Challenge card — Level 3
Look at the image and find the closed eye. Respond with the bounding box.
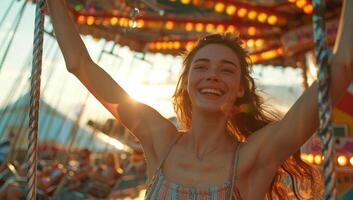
[194,65,207,70]
[221,69,235,73]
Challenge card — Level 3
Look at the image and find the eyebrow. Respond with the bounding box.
[193,58,239,68]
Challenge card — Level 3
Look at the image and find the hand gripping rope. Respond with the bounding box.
[312,0,336,199]
[27,0,45,199]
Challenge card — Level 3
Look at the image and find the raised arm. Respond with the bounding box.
[251,0,353,168]
[46,0,176,153]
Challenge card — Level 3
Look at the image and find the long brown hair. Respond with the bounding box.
[172,33,322,199]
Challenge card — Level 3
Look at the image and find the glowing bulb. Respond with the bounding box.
[119,18,129,27]
[237,8,247,18]
[216,24,225,33]
[300,153,307,161]
[267,15,278,25]
[173,41,181,49]
[257,13,268,23]
[225,5,236,15]
[165,21,174,30]
[304,4,313,14]
[156,42,161,49]
[307,154,314,164]
[195,23,204,32]
[314,155,322,165]
[226,25,235,33]
[162,42,168,49]
[214,2,225,13]
[185,22,194,31]
[192,0,201,6]
[248,10,257,20]
[181,0,191,5]
[168,42,174,49]
[247,39,255,48]
[87,16,95,25]
[136,19,144,28]
[110,17,118,25]
[206,24,215,32]
[296,0,307,8]
[255,39,264,47]
[149,43,155,50]
[350,156,353,166]
[186,41,194,51]
[78,15,86,24]
[338,155,347,166]
[248,26,256,35]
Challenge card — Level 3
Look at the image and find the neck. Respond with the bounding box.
[188,110,235,161]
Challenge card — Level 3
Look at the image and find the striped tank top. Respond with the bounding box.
[144,133,242,200]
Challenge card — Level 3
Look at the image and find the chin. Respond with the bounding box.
[195,104,225,115]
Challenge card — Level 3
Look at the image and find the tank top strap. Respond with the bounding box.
[229,142,242,200]
[156,132,185,171]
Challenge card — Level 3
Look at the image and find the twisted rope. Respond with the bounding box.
[312,0,336,199]
[27,0,45,199]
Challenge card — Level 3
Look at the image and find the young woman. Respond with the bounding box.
[47,0,353,199]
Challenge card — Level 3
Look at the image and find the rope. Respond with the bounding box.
[312,0,336,199]
[27,0,45,199]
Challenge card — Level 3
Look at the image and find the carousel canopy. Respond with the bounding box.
[52,0,342,67]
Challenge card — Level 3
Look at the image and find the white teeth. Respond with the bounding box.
[200,88,223,96]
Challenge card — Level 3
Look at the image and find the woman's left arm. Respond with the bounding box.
[253,0,353,168]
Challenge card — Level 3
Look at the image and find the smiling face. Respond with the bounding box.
[186,43,244,114]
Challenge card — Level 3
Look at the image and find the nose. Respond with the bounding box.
[206,68,219,82]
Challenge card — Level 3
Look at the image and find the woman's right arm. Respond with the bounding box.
[46,0,177,154]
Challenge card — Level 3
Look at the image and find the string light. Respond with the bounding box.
[216,24,225,33]
[225,5,236,15]
[350,156,353,166]
[314,154,322,165]
[185,22,194,31]
[173,41,181,49]
[165,21,174,30]
[136,19,144,28]
[257,13,267,23]
[307,154,314,164]
[195,23,204,32]
[226,25,235,33]
[87,16,95,25]
[267,15,278,25]
[181,0,191,5]
[214,2,225,13]
[168,41,174,49]
[110,17,118,25]
[247,10,257,20]
[248,26,256,35]
[149,43,155,49]
[206,24,215,32]
[255,39,264,47]
[288,0,313,14]
[192,0,201,6]
[247,39,255,48]
[337,155,347,166]
[304,4,313,14]
[296,0,307,8]
[156,42,162,50]
[186,41,195,51]
[237,8,247,18]
[78,15,86,24]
